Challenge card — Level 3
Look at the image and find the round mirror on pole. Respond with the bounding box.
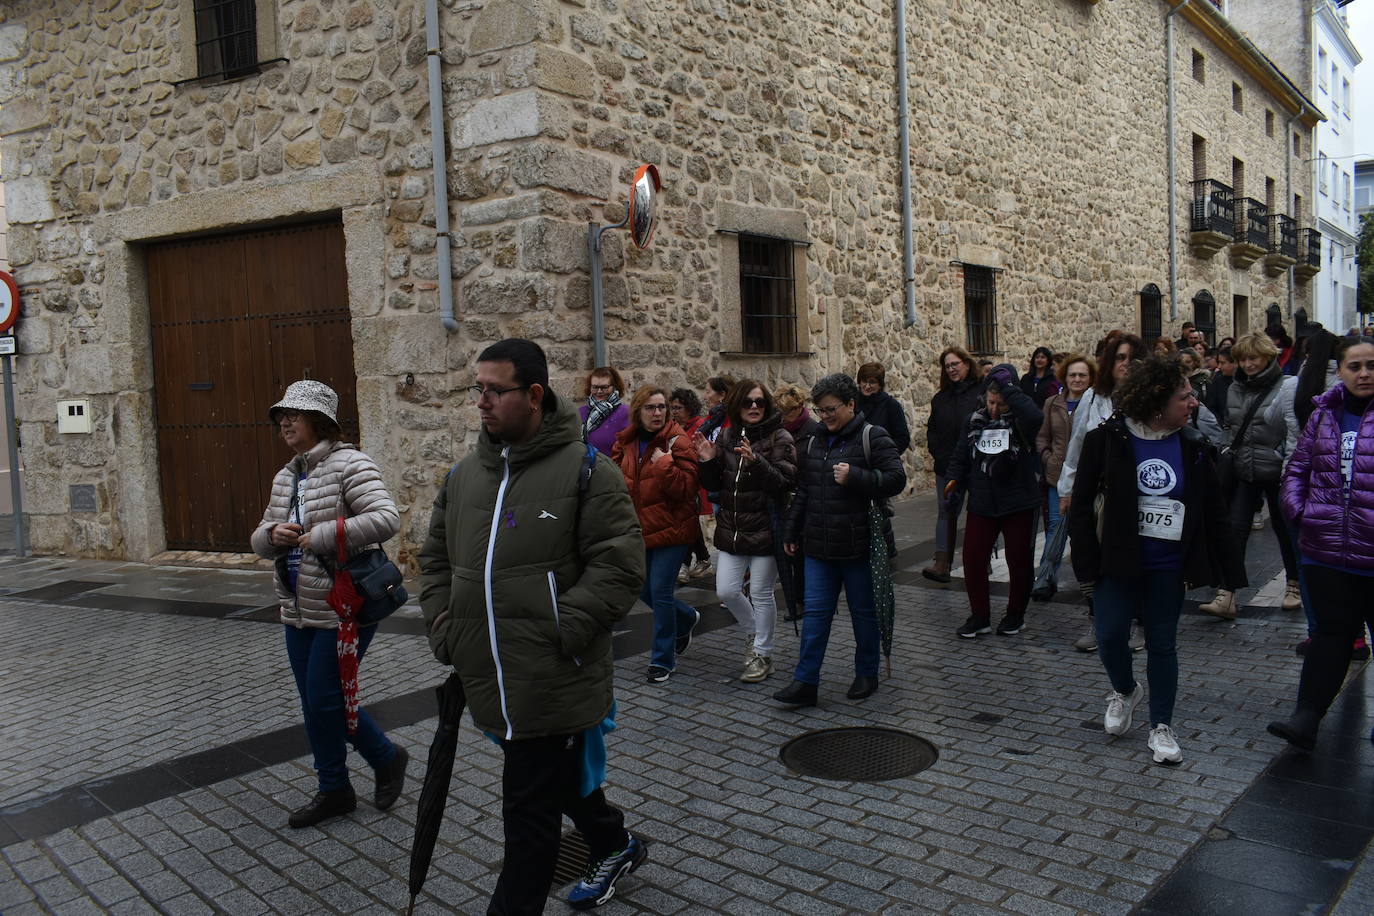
[627,164,661,250]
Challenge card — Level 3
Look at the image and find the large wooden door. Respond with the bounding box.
[147,221,359,552]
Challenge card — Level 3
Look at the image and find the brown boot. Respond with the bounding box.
[922,550,952,584]
[1199,588,1237,620]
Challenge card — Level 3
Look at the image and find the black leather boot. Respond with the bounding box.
[288,787,356,829]
[846,676,879,700]
[374,746,409,811]
[772,680,818,707]
[1266,707,1322,751]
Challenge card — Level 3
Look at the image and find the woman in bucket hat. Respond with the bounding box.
[250,380,409,829]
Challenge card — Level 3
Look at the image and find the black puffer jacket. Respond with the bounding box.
[784,413,907,561]
[698,411,797,557]
[926,376,987,476]
[946,365,1044,518]
[857,390,911,454]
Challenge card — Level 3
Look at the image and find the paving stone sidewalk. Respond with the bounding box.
[0,500,1369,915]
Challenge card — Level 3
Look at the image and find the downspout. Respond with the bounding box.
[425,0,459,333]
[894,0,916,326]
[1166,0,1190,322]
[1285,109,1299,319]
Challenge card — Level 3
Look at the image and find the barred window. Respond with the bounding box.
[739,235,797,354]
[194,0,259,80]
[1191,289,1216,347]
[963,265,998,355]
[1139,284,1163,343]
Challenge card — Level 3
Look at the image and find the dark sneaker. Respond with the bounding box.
[846,676,878,699]
[1030,582,1057,602]
[567,834,648,910]
[1295,638,1312,657]
[288,787,356,829]
[645,665,671,684]
[1354,638,1371,661]
[995,615,1024,635]
[675,609,701,656]
[957,616,992,638]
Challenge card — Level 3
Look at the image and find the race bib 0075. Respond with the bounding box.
[1138,495,1184,541]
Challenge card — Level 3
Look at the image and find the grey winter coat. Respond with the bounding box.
[1224,359,1299,484]
[251,439,402,629]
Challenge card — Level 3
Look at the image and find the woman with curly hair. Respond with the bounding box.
[1070,357,1242,765]
[923,346,985,582]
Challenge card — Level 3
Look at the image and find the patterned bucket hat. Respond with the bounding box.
[268,380,339,426]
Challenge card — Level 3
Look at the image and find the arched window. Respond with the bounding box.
[1191,289,1216,346]
[1139,284,1163,343]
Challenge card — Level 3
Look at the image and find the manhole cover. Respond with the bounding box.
[779,727,938,782]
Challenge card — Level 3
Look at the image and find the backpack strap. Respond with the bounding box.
[578,442,597,497]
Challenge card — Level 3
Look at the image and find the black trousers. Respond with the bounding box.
[1295,565,1374,719]
[1225,478,1299,587]
[487,733,628,916]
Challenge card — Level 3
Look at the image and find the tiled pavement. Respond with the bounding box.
[0,499,1370,915]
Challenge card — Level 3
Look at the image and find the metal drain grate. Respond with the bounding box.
[552,829,590,885]
[779,727,938,782]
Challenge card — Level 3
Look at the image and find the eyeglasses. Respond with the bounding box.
[468,384,529,402]
[741,398,767,409]
[815,404,842,417]
[589,384,614,393]
[943,362,964,371]
[642,404,668,412]
[277,410,304,424]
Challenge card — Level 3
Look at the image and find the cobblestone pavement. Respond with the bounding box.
[1,498,1370,915]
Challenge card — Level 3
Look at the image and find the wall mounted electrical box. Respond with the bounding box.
[57,399,92,434]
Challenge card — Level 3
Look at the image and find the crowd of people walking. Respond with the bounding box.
[248,320,1373,912]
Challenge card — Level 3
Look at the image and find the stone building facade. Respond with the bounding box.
[0,0,1320,564]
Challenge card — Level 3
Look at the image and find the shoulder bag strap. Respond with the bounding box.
[1230,389,1267,450]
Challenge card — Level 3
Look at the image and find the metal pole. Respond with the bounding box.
[1166,2,1189,322]
[425,0,458,334]
[588,223,606,368]
[894,0,916,326]
[3,353,24,557]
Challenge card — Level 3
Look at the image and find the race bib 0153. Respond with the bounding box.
[975,428,1010,455]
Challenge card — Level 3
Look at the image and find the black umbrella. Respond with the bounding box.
[406,673,467,916]
[770,501,802,634]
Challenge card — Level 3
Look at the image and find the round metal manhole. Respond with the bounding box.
[779,727,939,782]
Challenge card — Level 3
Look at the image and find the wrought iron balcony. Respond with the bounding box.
[1263,213,1298,277]
[1189,179,1234,259]
[1229,197,1268,269]
[1294,228,1322,281]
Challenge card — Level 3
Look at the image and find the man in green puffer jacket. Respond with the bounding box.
[419,339,648,914]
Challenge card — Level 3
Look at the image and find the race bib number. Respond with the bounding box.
[1138,496,1184,541]
[1342,430,1357,489]
[975,429,1010,455]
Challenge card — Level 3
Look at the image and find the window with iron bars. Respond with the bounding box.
[739,234,798,354]
[1139,284,1163,343]
[194,0,259,80]
[963,265,998,355]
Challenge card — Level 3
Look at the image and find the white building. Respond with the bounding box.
[1311,0,1362,332]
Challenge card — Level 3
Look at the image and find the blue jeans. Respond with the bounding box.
[1033,484,1065,589]
[1094,573,1184,726]
[642,544,698,670]
[284,625,396,792]
[794,556,881,685]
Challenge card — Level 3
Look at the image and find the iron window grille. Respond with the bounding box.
[1139,284,1163,343]
[1190,179,1234,237]
[194,0,259,81]
[963,265,998,356]
[1191,290,1216,347]
[1235,198,1268,247]
[739,234,798,355]
[1300,228,1322,267]
[1268,213,1298,258]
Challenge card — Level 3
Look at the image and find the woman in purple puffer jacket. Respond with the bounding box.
[1267,337,1374,750]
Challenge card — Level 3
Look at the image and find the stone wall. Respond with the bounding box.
[0,0,1316,564]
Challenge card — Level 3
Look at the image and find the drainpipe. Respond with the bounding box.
[894,0,916,326]
[1166,0,1190,322]
[425,0,459,333]
[1285,110,1299,320]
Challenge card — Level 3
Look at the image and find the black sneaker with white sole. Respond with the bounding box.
[996,615,1024,635]
[645,665,671,684]
[675,609,700,656]
[957,616,992,638]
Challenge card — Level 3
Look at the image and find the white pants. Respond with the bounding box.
[715,551,778,658]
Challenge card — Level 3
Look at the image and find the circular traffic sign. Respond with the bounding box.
[0,271,19,335]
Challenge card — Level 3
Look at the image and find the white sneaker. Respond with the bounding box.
[1104,683,1143,736]
[689,558,712,578]
[1148,724,1183,765]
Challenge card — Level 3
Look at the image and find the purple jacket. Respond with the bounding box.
[1281,384,1374,571]
[578,402,629,455]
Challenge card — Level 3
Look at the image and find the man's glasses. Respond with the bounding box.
[468,385,529,402]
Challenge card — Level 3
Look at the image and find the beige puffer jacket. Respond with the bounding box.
[251,439,401,628]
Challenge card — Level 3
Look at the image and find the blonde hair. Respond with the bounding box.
[773,383,809,413]
[1232,332,1279,363]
